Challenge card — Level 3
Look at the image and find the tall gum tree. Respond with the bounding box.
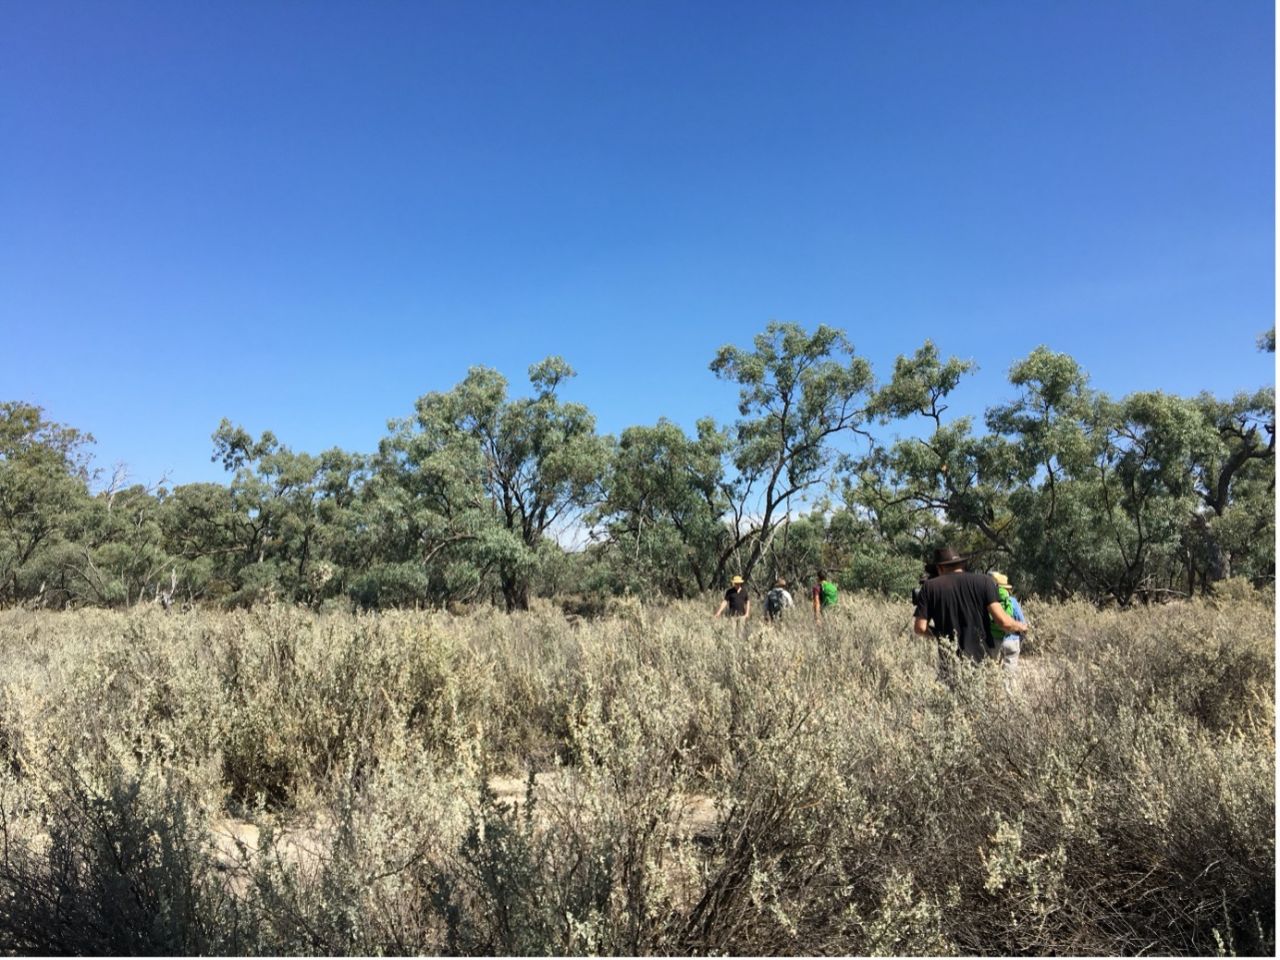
[0,402,95,606]
[1089,391,1219,604]
[710,322,874,584]
[211,421,366,605]
[1187,387,1274,587]
[401,358,610,611]
[852,341,1002,563]
[984,347,1104,596]
[592,417,729,596]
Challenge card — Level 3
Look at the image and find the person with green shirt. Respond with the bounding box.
[989,571,1027,672]
[811,570,838,622]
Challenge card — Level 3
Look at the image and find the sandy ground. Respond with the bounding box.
[209,773,724,892]
[486,771,722,840]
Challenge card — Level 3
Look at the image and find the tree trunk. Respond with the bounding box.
[1192,513,1229,585]
[501,569,530,612]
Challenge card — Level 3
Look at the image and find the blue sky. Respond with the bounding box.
[2,0,1273,488]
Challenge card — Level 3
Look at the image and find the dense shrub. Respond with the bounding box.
[0,595,1272,954]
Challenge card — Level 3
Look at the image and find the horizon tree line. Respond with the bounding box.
[1,323,1273,612]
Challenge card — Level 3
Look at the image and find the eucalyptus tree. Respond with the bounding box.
[211,421,366,605]
[851,341,1003,566]
[751,504,920,595]
[709,322,875,584]
[984,350,1268,603]
[988,344,1274,601]
[0,402,95,606]
[981,349,1206,603]
[72,481,172,607]
[368,380,507,608]
[1185,388,1275,588]
[1083,391,1221,604]
[983,347,1104,596]
[159,482,242,603]
[1174,327,1272,591]
[592,417,729,596]
[388,358,611,611]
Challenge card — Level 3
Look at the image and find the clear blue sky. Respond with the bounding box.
[2,0,1273,487]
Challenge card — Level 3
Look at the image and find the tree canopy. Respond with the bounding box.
[1,326,1271,611]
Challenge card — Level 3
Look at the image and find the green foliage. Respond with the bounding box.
[382,358,611,611]
[591,417,730,596]
[853,341,999,571]
[0,402,95,606]
[0,322,1271,610]
[710,322,875,583]
[867,338,976,425]
[209,420,368,607]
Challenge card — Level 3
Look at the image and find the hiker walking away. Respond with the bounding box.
[811,570,838,623]
[715,575,751,620]
[989,571,1027,671]
[764,578,794,622]
[912,547,1025,678]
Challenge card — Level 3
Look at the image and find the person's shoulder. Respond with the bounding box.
[966,571,999,595]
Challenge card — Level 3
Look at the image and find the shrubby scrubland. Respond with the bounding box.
[0,593,1272,955]
[1,321,1274,953]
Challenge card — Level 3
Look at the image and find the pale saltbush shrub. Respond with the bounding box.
[0,592,1271,955]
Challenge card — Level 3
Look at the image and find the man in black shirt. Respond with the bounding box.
[912,547,1025,668]
[714,575,751,620]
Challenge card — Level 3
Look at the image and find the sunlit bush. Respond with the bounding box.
[0,595,1272,954]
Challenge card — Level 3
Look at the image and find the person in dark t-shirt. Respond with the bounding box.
[715,576,751,619]
[912,547,1025,668]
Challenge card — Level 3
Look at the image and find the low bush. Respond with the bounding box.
[0,595,1272,954]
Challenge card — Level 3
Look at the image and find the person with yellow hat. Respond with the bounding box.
[714,575,751,620]
[989,571,1027,671]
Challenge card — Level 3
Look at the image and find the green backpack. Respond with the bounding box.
[992,586,1015,640]
[820,580,839,606]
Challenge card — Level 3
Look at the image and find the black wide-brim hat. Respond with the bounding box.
[930,546,969,567]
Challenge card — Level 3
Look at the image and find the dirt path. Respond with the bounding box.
[210,773,724,890]
[486,771,722,841]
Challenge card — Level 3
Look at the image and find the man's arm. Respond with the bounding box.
[744,599,751,620]
[714,600,727,619]
[988,601,1027,634]
[913,617,932,637]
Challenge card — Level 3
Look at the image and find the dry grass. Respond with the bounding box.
[0,593,1273,954]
